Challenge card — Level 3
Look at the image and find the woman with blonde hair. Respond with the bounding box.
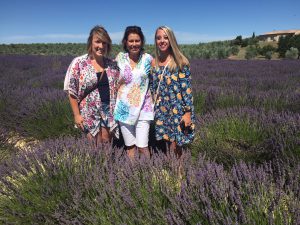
[151,25,195,158]
[64,25,120,146]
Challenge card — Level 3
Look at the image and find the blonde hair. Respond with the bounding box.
[87,25,112,56]
[154,26,189,72]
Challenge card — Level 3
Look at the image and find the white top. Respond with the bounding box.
[114,52,154,125]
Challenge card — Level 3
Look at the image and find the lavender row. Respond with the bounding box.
[0,55,299,164]
[0,137,299,224]
[193,107,300,166]
[191,59,300,113]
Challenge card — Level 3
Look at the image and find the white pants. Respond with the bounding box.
[119,120,150,148]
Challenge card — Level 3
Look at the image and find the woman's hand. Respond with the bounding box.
[181,112,192,127]
[74,114,84,130]
[117,78,125,89]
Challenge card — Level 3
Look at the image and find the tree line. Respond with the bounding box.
[0,42,239,60]
[0,34,299,60]
[232,33,300,59]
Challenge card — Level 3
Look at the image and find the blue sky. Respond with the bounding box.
[1,0,299,44]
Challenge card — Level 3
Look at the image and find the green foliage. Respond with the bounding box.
[259,44,276,59]
[0,42,238,60]
[215,94,247,109]
[0,133,18,164]
[22,100,80,140]
[241,38,249,47]
[230,45,239,55]
[0,43,86,56]
[285,47,299,59]
[192,117,269,167]
[232,35,243,46]
[289,34,300,57]
[277,34,294,58]
[248,37,259,46]
[193,92,206,114]
[245,45,258,59]
[265,51,273,60]
[0,162,72,223]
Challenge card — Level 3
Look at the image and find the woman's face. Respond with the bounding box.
[92,34,107,57]
[155,29,170,54]
[126,33,142,56]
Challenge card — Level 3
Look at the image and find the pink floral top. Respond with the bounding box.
[114,52,154,125]
[64,54,120,136]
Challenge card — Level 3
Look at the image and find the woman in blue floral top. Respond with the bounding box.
[114,26,153,159]
[150,26,195,158]
[64,26,120,146]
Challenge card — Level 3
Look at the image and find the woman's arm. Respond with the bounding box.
[64,56,83,129]
[179,65,193,127]
[68,94,84,130]
[149,58,156,96]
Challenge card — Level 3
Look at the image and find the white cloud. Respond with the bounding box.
[0,34,87,44]
[0,31,235,44]
[0,32,124,44]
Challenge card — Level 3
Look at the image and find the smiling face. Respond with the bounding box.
[155,28,171,54]
[126,33,142,57]
[91,34,108,58]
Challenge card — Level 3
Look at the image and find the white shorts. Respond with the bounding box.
[119,120,150,148]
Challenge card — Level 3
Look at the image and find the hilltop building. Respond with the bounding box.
[258,29,300,42]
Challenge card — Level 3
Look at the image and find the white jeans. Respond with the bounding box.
[119,120,150,148]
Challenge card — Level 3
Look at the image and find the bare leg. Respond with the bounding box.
[99,127,111,143]
[138,147,151,159]
[169,141,184,178]
[86,127,111,148]
[126,145,136,160]
[168,141,182,159]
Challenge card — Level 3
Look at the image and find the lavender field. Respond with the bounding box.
[0,55,299,224]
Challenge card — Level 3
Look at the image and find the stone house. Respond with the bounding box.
[258,29,300,42]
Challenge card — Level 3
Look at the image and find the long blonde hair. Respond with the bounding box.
[154,26,189,72]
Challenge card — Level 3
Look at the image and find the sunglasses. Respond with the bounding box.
[125,26,142,32]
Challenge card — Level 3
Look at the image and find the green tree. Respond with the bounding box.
[245,45,257,59]
[232,35,243,46]
[277,34,293,58]
[259,45,276,59]
[289,35,300,58]
[285,47,299,59]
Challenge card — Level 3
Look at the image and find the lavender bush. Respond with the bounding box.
[0,55,79,140]
[0,128,19,163]
[193,107,300,166]
[191,59,300,114]
[0,137,299,224]
[0,55,300,224]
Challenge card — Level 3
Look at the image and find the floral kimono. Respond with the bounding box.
[64,54,120,137]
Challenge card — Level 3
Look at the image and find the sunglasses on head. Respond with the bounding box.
[125,26,141,31]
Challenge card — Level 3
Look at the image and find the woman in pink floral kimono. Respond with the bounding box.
[64,25,120,146]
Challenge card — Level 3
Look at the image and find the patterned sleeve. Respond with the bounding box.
[179,65,193,112]
[116,52,133,84]
[64,57,80,99]
[148,56,155,96]
[110,59,121,88]
[145,53,153,76]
